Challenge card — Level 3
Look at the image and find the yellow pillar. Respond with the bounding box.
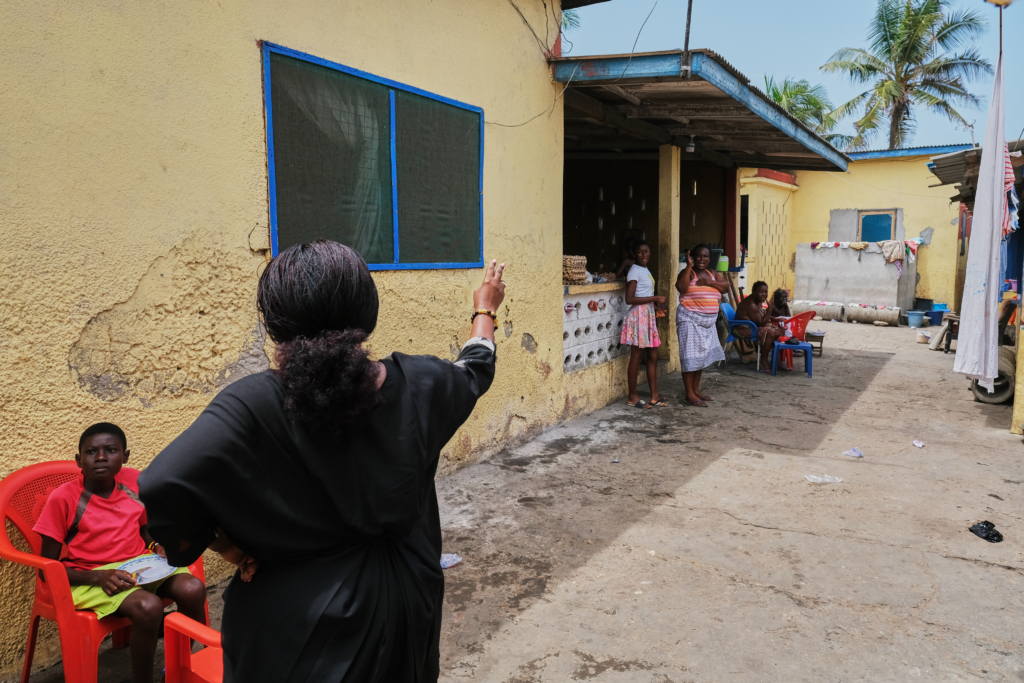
[658,144,681,373]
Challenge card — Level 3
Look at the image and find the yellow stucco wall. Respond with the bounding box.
[0,0,618,674]
[787,157,961,307]
[739,172,798,293]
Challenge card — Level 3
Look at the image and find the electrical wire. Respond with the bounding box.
[614,0,659,81]
[489,0,657,128]
[486,63,581,128]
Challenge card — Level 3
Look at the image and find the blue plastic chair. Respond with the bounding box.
[720,303,759,362]
[772,340,813,377]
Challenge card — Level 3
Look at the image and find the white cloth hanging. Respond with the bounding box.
[955,54,1006,392]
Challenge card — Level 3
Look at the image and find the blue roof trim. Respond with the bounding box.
[550,52,685,82]
[848,145,972,160]
[688,53,847,172]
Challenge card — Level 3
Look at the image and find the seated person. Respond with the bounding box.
[733,281,785,373]
[34,423,207,683]
[769,288,794,370]
[769,288,791,320]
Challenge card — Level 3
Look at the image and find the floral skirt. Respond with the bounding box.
[620,303,661,348]
[676,305,725,372]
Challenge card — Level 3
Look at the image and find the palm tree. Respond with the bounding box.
[821,0,991,150]
[562,9,581,31]
[763,76,854,149]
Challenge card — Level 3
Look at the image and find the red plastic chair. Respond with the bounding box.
[165,613,223,683]
[779,311,816,370]
[0,461,207,683]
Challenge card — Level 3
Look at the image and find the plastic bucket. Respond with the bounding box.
[907,310,925,328]
[716,256,729,272]
[925,310,945,326]
[933,303,948,310]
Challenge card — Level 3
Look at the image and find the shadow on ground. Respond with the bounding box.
[436,349,893,673]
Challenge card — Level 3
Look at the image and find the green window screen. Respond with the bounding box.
[861,213,894,242]
[269,52,394,264]
[395,91,481,264]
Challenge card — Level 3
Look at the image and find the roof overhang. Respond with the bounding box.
[929,141,1023,208]
[562,0,611,8]
[550,50,849,172]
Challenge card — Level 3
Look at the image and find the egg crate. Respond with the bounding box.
[562,255,588,284]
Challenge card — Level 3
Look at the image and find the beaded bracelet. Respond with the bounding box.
[472,309,498,331]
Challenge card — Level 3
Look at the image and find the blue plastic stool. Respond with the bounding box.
[772,340,813,377]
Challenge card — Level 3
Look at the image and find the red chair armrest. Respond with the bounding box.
[165,612,221,648]
[0,540,52,571]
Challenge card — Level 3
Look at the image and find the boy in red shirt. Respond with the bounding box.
[34,423,207,683]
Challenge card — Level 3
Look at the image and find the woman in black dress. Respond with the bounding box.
[138,240,505,682]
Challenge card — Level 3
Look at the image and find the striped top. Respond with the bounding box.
[681,276,721,315]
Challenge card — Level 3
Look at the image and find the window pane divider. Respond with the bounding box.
[390,90,399,265]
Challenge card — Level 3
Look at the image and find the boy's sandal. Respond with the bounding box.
[626,400,649,409]
[649,399,668,407]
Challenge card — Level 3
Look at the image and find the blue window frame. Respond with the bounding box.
[262,42,484,269]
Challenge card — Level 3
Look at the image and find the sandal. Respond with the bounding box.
[626,399,648,409]
[649,399,667,407]
[686,399,709,407]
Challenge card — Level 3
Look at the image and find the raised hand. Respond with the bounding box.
[474,259,506,312]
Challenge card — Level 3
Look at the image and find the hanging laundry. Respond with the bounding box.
[849,242,868,250]
[866,242,883,254]
[810,242,820,249]
[839,242,850,249]
[880,240,904,263]
[905,241,919,256]
[1002,144,1019,238]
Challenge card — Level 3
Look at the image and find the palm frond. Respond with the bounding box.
[561,9,581,31]
[934,7,987,51]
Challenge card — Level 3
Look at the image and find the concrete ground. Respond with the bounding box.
[19,321,1024,682]
[435,321,1023,682]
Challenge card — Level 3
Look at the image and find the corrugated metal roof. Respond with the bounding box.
[849,144,973,160]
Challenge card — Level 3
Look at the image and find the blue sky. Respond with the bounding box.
[565,0,1024,150]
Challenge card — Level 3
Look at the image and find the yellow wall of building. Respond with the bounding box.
[787,157,961,307]
[0,0,607,673]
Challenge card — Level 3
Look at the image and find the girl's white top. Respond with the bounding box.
[627,264,655,298]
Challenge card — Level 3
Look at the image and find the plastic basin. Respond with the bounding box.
[907,310,925,328]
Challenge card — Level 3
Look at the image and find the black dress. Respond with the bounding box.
[138,340,495,682]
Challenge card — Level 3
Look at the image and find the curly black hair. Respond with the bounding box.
[257,240,382,434]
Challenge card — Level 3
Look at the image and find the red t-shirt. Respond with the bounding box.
[33,468,148,570]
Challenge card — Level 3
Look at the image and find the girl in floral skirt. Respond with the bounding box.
[621,240,666,408]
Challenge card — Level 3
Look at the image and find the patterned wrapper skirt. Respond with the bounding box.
[676,304,725,372]
[620,303,661,348]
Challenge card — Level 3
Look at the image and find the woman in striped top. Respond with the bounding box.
[676,244,730,407]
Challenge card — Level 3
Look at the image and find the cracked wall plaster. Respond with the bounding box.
[68,236,269,405]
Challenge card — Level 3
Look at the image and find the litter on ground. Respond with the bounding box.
[805,475,843,484]
[968,521,1003,543]
[913,440,924,448]
[843,447,864,458]
[441,553,463,569]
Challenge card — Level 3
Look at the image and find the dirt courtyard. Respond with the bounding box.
[17,321,1024,682]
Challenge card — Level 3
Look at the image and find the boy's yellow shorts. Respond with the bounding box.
[71,554,191,620]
